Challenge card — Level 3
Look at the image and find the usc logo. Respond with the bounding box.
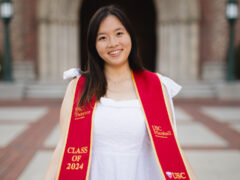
[74,107,90,120]
[166,171,187,179]
[152,125,172,138]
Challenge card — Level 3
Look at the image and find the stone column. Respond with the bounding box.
[38,20,79,81]
[38,20,50,80]
[37,0,80,81]
[154,0,200,81]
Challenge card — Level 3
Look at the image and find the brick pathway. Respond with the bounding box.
[0,98,240,180]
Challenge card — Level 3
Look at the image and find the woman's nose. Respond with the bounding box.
[108,36,118,47]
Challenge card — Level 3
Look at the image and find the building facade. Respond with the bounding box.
[0,0,240,83]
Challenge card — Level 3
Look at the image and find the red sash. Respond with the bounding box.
[56,70,191,180]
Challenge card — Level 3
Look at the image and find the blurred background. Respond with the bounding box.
[0,0,240,179]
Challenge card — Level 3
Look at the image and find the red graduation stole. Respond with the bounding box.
[56,70,191,180]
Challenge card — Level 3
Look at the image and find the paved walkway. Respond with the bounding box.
[0,98,240,180]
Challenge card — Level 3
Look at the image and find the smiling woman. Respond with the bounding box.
[96,15,132,68]
[45,5,197,180]
[78,5,144,105]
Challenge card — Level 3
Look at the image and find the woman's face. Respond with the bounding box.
[96,15,132,68]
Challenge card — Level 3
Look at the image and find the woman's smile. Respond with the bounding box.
[96,15,132,67]
[108,49,123,57]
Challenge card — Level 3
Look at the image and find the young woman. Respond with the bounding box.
[45,5,197,180]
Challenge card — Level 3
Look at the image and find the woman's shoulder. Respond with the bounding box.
[66,77,79,93]
[62,68,82,96]
[133,70,182,98]
[63,74,81,105]
[155,72,182,98]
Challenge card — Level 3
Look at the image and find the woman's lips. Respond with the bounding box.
[108,49,122,57]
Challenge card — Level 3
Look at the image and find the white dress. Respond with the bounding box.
[63,69,182,180]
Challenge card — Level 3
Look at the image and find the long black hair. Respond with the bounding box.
[79,5,144,106]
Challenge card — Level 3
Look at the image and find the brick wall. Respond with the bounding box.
[199,0,213,63]
[0,0,39,80]
[23,0,38,64]
[200,0,240,63]
[11,0,25,62]
[0,0,38,64]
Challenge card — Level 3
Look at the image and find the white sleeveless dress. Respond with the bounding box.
[63,69,181,180]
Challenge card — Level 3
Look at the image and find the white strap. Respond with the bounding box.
[63,68,81,80]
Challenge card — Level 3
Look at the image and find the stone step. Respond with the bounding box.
[178,82,217,98]
[0,82,25,100]
[25,82,68,98]
[1,81,239,100]
[25,81,218,99]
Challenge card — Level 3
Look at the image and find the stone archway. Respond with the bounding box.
[37,0,157,81]
[37,0,200,81]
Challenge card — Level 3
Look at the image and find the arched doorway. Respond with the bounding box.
[37,0,200,81]
[79,0,157,71]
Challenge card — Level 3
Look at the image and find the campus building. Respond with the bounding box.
[0,0,240,98]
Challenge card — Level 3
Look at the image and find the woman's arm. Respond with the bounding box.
[44,78,78,180]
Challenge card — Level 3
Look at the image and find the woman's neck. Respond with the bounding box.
[103,62,137,100]
[104,63,132,83]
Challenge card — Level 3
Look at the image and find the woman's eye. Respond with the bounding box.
[116,32,123,36]
[98,36,106,41]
